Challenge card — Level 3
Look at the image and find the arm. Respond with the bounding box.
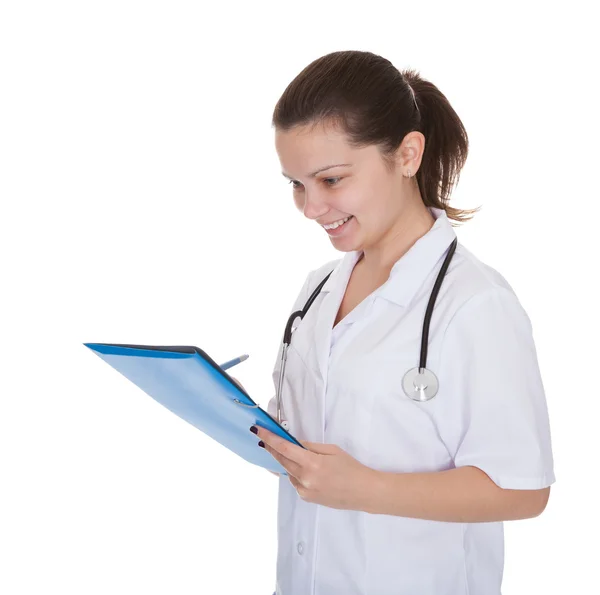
[366,289,554,523]
[362,465,550,522]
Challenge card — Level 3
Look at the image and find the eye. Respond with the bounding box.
[287,177,341,189]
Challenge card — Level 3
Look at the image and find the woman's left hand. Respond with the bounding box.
[251,425,377,511]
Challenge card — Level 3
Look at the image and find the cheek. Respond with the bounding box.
[342,184,373,214]
[293,194,304,211]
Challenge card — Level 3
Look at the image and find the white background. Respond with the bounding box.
[1,1,597,593]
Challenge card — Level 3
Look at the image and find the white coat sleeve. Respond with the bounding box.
[437,287,556,490]
[266,270,315,419]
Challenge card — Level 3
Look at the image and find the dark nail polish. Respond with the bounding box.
[250,426,258,434]
[258,441,265,448]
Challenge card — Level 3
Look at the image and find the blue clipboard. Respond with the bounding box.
[83,342,305,476]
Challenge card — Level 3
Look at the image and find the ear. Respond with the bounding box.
[396,130,425,175]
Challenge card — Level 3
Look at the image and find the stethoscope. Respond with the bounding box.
[275,237,458,429]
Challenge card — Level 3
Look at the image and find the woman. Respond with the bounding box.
[250,50,555,595]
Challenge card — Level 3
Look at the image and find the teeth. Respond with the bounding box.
[323,216,351,230]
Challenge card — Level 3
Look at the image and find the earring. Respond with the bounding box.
[405,169,412,178]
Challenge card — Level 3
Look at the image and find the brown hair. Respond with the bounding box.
[271,50,481,225]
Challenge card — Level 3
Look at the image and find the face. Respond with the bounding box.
[275,120,419,253]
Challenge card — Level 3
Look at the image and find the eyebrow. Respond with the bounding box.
[281,163,352,180]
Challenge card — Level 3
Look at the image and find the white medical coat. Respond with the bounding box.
[267,206,556,595]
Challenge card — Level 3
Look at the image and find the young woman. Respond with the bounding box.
[250,50,555,595]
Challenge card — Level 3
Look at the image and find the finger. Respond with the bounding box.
[257,427,314,468]
[297,440,338,454]
[288,474,306,494]
[263,443,303,481]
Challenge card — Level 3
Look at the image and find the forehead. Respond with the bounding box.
[275,121,350,156]
[275,121,381,180]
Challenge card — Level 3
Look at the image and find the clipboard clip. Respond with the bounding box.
[232,399,289,430]
[233,399,259,408]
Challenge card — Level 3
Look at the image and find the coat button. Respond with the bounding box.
[297,541,304,555]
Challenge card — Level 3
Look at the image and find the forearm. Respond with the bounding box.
[362,465,549,522]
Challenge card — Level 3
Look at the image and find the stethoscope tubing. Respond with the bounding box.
[418,236,457,371]
[276,237,457,424]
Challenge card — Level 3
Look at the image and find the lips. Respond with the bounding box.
[323,215,354,235]
[322,215,353,228]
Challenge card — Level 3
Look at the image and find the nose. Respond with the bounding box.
[302,190,329,222]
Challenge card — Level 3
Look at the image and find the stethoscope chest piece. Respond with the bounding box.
[402,367,439,402]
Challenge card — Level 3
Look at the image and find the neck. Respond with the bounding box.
[357,201,436,277]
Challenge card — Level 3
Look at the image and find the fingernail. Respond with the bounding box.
[250,426,258,434]
[258,441,265,448]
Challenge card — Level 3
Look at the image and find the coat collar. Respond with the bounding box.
[317,206,457,309]
[308,206,458,441]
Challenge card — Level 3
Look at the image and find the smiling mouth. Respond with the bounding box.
[322,215,354,235]
[322,215,353,230]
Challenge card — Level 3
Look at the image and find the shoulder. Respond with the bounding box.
[449,242,519,298]
[442,241,532,334]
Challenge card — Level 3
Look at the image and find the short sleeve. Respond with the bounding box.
[266,270,315,418]
[437,288,556,490]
